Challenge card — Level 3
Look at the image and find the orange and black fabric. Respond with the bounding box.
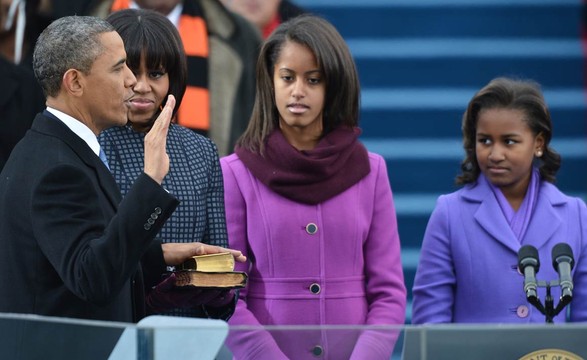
[110,0,210,132]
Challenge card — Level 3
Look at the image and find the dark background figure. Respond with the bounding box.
[0,0,101,172]
[0,57,44,171]
[0,0,45,171]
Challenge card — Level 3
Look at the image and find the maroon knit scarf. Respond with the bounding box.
[235,127,370,204]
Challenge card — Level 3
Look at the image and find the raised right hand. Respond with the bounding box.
[143,94,175,184]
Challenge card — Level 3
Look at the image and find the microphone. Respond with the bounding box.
[552,243,575,302]
[518,245,540,302]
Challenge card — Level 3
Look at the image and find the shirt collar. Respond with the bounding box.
[45,107,101,156]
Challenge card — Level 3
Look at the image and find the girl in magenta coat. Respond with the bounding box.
[221,15,407,359]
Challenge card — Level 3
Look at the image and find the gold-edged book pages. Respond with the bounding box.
[174,270,248,289]
[178,252,235,272]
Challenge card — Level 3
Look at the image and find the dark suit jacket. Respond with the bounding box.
[0,112,179,322]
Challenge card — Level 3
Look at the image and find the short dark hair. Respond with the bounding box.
[33,16,113,97]
[457,77,561,184]
[106,9,187,118]
[237,14,360,154]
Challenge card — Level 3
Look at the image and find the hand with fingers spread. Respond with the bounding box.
[143,94,175,184]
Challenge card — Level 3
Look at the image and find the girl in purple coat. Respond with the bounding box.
[221,15,407,359]
[412,77,587,324]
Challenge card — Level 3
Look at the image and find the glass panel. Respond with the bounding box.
[0,313,128,360]
[1,313,585,360]
[223,324,587,360]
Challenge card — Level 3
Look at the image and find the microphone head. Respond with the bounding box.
[518,245,540,273]
[552,243,575,270]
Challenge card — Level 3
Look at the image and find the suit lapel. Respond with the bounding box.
[94,161,123,210]
[33,113,121,209]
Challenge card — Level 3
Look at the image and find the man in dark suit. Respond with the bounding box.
[0,15,240,323]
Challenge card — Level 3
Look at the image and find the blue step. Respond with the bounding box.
[397,214,430,248]
[360,88,586,111]
[358,88,587,140]
[353,50,583,88]
[296,1,581,39]
[359,108,587,139]
[379,157,587,194]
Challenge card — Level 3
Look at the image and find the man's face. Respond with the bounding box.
[79,31,136,133]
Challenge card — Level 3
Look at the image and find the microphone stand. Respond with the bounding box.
[530,279,570,324]
[519,243,574,324]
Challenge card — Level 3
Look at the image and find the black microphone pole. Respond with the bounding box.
[517,245,546,315]
[552,243,575,316]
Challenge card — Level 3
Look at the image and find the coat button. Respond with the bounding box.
[309,283,321,294]
[311,345,323,357]
[147,218,155,225]
[516,305,529,318]
[305,223,318,235]
[150,213,158,220]
[144,224,151,230]
[154,207,162,215]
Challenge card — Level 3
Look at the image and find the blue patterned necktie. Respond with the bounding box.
[99,148,110,170]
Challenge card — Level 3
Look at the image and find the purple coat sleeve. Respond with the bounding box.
[350,155,406,358]
[569,198,587,321]
[411,195,456,323]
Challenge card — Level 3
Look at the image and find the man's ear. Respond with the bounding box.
[62,69,84,97]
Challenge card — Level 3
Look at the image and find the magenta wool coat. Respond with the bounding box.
[412,174,587,324]
[221,152,407,360]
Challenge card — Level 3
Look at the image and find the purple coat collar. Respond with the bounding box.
[459,174,566,252]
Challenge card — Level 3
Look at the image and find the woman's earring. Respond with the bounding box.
[536,150,543,157]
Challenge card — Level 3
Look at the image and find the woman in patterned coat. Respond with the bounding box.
[99,8,237,319]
